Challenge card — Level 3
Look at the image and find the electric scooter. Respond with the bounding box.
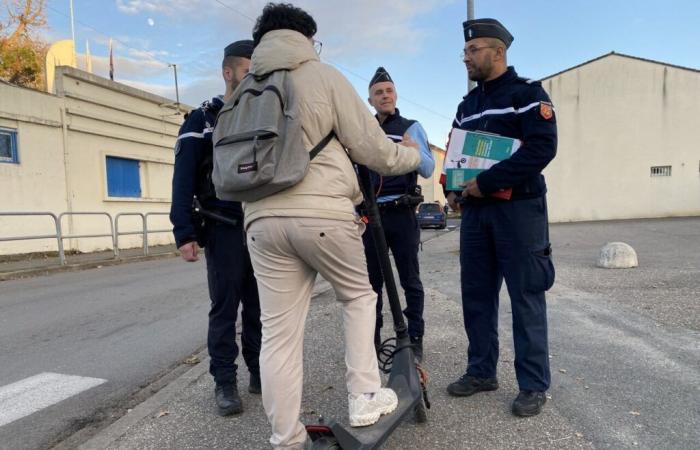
[306,165,430,450]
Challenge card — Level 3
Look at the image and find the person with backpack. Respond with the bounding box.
[218,4,422,449]
[169,40,262,417]
[362,67,435,363]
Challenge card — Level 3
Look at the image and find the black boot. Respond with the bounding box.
[512,391,547,417]
[447,374,499,397]
[215,382,242,416]
[410,336,424,363]
[248,371,262,395]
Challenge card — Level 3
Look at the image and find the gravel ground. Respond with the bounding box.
[83,217,700,450]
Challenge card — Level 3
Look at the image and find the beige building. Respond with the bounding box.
[542,52,700,222]
[418,144,447,207]
[0,66,186,255]
[1,64,448,257]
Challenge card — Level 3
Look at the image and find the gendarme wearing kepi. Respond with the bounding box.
[462,18,514,48]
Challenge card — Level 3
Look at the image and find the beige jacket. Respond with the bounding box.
[243,30,421,228]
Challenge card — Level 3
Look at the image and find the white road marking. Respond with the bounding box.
[0,372,107,427]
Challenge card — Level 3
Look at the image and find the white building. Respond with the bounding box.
[542,52,700,222]
[1,66,187,255]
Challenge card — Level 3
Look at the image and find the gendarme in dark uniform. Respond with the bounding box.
[443,19,557,417]
[363,67,435,362]
[169,40,261,416]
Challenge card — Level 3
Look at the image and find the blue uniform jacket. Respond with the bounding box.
[446,66,557,203]
[370,109,434,202]
[170,97,242,248]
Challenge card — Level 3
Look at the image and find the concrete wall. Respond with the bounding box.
[0,68,188,255]
[542,54,700,222]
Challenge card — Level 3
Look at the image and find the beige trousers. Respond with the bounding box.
[246,217,381,450]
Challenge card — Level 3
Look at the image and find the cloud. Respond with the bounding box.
[115,0,208,15]
[115,0,454,57]
[77,52,169,81]
[127,47,169,60]
[104,0,456,109]
[75,51,217,107]
[304,0,454,58]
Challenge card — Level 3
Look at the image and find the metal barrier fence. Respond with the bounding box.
[1,210,173,265]
[0,212,66,264]
[114,213,145,258]
[59,212,117,261]
[144,212,171,256]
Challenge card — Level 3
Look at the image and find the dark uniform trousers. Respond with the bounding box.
[460,195,553,392]
[204,219,262,385]
[363,206,424,344]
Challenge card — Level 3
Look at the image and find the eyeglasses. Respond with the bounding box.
[312,39,323,55]
[460,46,494,60]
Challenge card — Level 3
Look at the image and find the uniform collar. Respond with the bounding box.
[478,66,517,93]
[376,108,401,125]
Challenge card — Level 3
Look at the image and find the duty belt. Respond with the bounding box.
[377,201,413,210]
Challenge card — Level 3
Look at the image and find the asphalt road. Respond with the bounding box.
[0,219,454,450]
[0,258,210,450]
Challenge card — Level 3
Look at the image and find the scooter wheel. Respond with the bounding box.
[311,436,341,450]
[414,399,428,423]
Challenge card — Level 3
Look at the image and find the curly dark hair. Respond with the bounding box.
[252,3,317,46]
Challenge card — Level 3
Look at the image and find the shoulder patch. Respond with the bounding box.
[539,101,554,120]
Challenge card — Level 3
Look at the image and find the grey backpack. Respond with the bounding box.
[211,70,334,202]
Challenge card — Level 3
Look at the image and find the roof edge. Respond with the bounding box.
[54,66,193,111]
[541,51,700,81]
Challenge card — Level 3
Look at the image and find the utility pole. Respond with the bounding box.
[69,0,77,63]
[169,63,181,114]
[467,0,476,92]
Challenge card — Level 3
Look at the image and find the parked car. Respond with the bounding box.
[416,202,447,229]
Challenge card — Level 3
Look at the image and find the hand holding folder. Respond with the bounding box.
[443,129,521,200]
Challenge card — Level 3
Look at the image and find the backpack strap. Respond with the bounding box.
[309,131,336,160]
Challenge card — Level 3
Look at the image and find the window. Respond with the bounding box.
[650,165,672,177]
[106,156,141,197]
[0,127,18,164]
[418,203,442,213]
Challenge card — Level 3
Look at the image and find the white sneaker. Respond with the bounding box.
[348,388,398,427]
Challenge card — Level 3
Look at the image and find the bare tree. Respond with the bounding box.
[3,0,46,43]
[0,0,48,88]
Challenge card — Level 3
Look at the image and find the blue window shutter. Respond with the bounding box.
[0,128,18,164]
[106,156,141,197]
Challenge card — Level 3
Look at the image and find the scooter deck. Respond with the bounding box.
[311,337,422,450]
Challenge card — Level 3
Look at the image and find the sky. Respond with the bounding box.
[11,0,700,146]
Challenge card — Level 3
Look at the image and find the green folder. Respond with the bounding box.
[445,131,519,190]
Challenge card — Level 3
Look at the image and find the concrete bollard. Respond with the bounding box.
[597,242,638,269]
